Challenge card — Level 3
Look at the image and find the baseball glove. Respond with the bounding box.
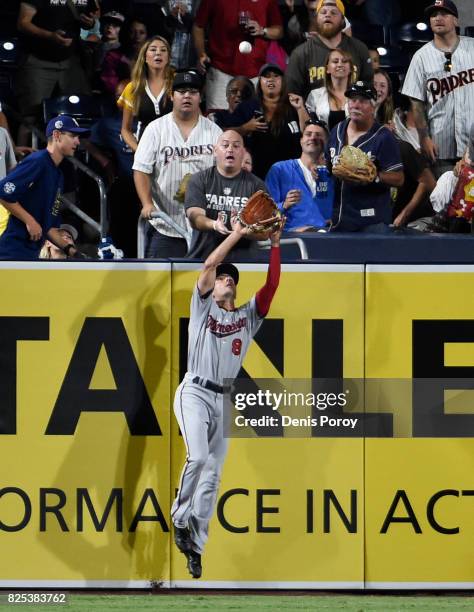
[332,146,377,183]
[174,173,192,203]
[237,190,284,233]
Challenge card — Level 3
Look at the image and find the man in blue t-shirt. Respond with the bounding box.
[326,81,404,232]
[265,119,334,231]
[0,115,89,260]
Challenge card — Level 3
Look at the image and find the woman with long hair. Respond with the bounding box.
[305,48,353,131]
[231,64,309,179]
[374,69,395,128]
[118,35,174,151]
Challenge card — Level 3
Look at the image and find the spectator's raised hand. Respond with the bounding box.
[241,116,268,135]
[288,94,304,110]
[283,189,301,210]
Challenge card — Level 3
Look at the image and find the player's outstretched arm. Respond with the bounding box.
[255,228,281,317]
[197,220,250,295]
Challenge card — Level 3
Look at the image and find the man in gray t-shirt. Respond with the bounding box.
[185,130,267,259]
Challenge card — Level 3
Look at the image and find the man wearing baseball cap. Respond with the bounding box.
[0,116,88,260]
[133,70,222,258]
[326,81,404,232]
[402,0,474,177]
[286,0,373,99]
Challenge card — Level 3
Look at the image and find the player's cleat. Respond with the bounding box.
[174,526,192,553]
[186,551,202,579]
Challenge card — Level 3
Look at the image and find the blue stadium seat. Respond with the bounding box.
[465,26,474,38]
[43,95,104,128]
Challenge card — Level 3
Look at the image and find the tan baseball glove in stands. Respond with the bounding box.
[332,146,378,183]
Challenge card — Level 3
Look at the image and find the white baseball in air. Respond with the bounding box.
[239,41,252,54]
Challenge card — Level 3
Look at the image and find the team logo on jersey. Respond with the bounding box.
[207,314,247,338]
[224,188,231,195]
[427,69,474,104]
[3,182,15,194]
[54,120,64,130]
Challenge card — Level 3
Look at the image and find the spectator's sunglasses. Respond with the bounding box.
[444,52,452,72]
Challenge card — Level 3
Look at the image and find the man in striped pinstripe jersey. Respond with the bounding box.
[402,0,474,177]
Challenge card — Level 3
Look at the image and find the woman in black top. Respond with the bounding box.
[118,35,174,151]
[231,63,309,179]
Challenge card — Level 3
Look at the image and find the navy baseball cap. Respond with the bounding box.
[425,0,458,18]
[216,263,239,285]
[46,115,90,138]
[172,70,203,91]
[259,63,284,77]
[345,81,377,101]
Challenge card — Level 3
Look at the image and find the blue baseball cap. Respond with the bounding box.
[46,115,90,138]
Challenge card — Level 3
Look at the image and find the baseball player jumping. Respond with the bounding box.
[171,218,282,579]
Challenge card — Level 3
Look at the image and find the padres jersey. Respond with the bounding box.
[401,37,474,159]
[133,113,222,238]
[187,285,263,385]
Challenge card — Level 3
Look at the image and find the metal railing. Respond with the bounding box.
[257,236,309,260]
[137,211,192,258]
[137,211,309,260]
[31,126,108,239]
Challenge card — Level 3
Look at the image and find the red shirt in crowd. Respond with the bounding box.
[195,0,282,78]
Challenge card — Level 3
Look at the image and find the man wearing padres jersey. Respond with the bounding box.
[172,220,281,579]
[133,70,222,258]
[402,0,474,177]
[185,129,267,259]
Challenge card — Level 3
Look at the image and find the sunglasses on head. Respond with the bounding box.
[304,117,329,132]
[444,52,452,72]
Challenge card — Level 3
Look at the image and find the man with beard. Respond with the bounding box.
[326,82,404,232]
[286,0,373,99]
[265,119,334,231]
[185,130,268,259]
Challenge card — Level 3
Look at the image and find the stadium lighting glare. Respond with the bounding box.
[3,42,14,51]
[416,22,428,31]
[68,95,80,104]
[377,47,388,56]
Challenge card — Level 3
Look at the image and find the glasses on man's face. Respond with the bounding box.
[444,52,452,72]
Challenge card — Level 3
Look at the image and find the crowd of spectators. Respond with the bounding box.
[0,0,473,260]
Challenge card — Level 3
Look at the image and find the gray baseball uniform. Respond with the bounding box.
[401,37,474,159]
[171,283,263,555]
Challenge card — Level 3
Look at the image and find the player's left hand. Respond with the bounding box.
[230,210,251,235]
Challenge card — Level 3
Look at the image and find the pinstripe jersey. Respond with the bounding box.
[187,285,263,385]
[401,37,474,159]
[133,113,222,237]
